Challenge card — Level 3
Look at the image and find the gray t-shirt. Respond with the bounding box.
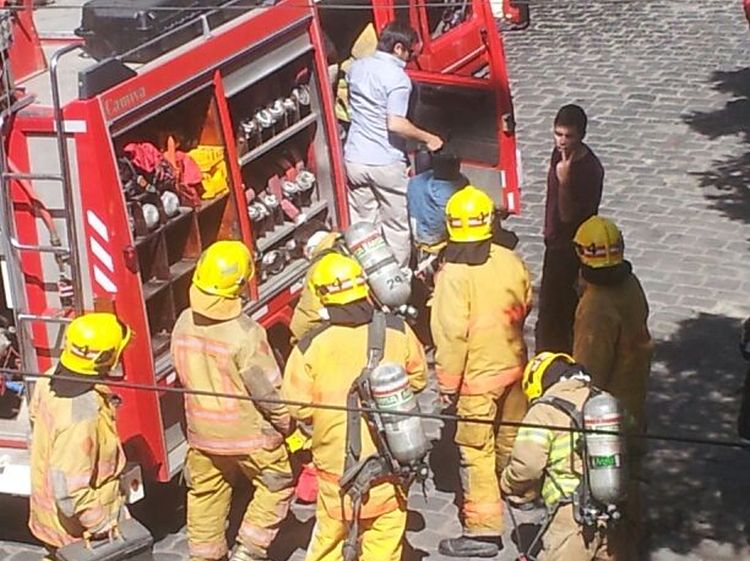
[344,51,412,166]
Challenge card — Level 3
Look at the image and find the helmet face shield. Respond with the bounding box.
[111,319,133,371]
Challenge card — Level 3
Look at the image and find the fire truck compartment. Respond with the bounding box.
[411,82,499,166]
[84,14,339,378]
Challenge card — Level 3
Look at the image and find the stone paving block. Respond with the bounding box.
[154,553,185,561]
[7,552,45,561]
[679,295,719,311]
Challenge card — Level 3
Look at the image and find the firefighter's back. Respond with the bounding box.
[436,243,531,384]
[29,376,124,547]
[291,316,417,477]
[575,271,652,426]
[171,310,283,455]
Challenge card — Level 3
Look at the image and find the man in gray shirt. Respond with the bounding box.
[344,22,443,268]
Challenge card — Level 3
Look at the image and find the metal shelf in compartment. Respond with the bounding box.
[170,258,198,280]
[142,279,170,300]
[257,258,308,302]
[238,112,317,167]
[255,199,328,252]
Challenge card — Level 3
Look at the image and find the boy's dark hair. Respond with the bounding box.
[432,150,463,182]
[377,22,419,54]
[554,104,588,138]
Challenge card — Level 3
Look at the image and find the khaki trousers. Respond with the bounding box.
[455,382,528,536]
[185,446,294,560]
[540,504,609,561]
[345,160,411,268]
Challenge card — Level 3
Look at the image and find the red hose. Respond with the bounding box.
[6,156,61,245]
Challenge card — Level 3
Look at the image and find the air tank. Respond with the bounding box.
[344,222,411,309]
[583,392,626,505]
[369,362,429,466]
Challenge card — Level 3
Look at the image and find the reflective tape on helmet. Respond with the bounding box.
[317,275,368,296]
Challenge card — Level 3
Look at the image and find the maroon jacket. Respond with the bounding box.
[544,145,604,248]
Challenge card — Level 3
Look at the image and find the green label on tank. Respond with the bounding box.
[589,454,621,469]
[375,389,413,409]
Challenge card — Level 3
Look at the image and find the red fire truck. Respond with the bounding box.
[0,0,524,498]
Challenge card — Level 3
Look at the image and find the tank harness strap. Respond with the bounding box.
[534,394,587,507]
[340,311,390,561]
[342,310,386,473]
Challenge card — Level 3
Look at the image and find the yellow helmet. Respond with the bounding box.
[574,216,624,269]
[192,240,254,298]
[445,185,494,243]
[522,351,576,402]
[60,313,132,376]
[310,253,369,306]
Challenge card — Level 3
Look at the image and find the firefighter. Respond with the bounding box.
[28,312,132,559]
[431,185,532,557]
[572,215,651,446]
[282,253,427,561]
[500,352,614,561]
[572,215,652,561]
[289,219,346,344]
[171,240,295,561]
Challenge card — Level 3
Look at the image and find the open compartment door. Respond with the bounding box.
[374,0,521,213]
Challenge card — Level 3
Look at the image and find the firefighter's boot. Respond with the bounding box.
[230,542,267,561]
[438,536,500,558]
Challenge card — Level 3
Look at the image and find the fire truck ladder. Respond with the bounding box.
[0,41,86,373]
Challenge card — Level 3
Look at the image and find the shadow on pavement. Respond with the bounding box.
[131,478,187,541]
[428,412,461,498]
[683,68,750,230]
[0,495,38,546]
[646,312,750,553]
[269,511,314,561]
[404,511,428,561]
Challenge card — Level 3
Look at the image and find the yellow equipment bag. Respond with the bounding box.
[188,145,229,200]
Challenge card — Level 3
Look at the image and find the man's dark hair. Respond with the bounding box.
[554,104,588,138]
[292,219,331,254]
[377,22,419,54]
[432,150,463,182]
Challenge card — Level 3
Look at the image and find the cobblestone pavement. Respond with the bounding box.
[3,0,750,560]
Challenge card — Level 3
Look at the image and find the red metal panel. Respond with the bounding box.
[66,99,169,481]
[405,0,522,213]
[476,0,521,212]
[211,71,260,301]
[5,117,52,371]
[413,11,488,75]
[4,0,47,84]
[308,12,350,228]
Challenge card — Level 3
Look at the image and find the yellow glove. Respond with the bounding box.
[285,428,310,453]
